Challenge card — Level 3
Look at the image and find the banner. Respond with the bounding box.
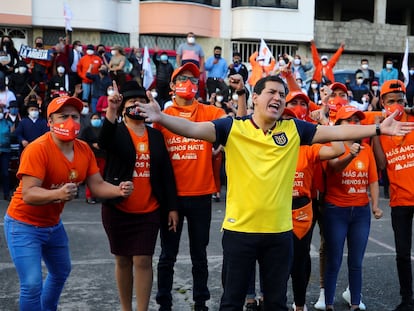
[19,45,53,61]
[258,38,274,65]
[64,3,73,31]
[142,46,154,90]
[401,38,409,86]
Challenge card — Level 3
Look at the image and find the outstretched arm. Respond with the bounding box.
[312,110,414,144]
[139,92,217,143]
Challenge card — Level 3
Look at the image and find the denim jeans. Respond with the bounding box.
[156,195,212,308]
[4,215,72,311]
[220,230,292,311]
[323,203,370,306]
[81,82,91,102]
[391,206,414,303]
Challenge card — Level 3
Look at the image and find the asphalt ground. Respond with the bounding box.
[0,187,406,311]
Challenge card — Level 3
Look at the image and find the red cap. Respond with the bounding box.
[329,82,348,94]
[171,62,200,82]
[371,81,379,86]
[335,105,366,124]
[286,91,310,105]
[380,79,406,97]
[282,107,298,119]
[47,96,84,118]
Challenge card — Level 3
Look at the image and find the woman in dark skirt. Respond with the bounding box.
[99,80,178,311]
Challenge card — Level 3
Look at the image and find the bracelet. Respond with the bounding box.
[375,122,381,136]
[236,88,246,95]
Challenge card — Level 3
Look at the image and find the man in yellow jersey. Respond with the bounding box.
[139,75,414,311]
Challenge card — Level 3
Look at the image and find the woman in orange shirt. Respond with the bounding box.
[323,105,383,311]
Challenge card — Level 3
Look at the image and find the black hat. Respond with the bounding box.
[26,100,39,109]
[9,100,19,108]
[120,81,148,103]
[86,44,94,51]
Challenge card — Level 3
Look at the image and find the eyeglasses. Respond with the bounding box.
[176,75,199,84]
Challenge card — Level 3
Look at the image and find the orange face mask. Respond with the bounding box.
[175,79,198,100]
[52,117,81,142]
[385,103,404,121]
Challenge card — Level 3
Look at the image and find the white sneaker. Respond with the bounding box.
[342,286,366,310]
[292,303,308,311]
[314,288,325,310]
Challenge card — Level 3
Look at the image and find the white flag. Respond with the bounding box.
[258,39,273,65]
[401,38,409,86]
[64,3,73,31]
[142,46,154,90]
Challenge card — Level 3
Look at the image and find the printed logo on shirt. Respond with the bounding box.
[272,132,288,146]
[69,169,78,181]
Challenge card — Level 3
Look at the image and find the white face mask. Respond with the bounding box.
[409,70,414,75]
[29,110,39,119]
[311,83,318,90]
[0,113,4,120]
[293,59,301,65]
[111,50,116,56]
[357,78,364,85]
[18,66,27,74]
[279,60,286,66]
[372,86,379,92]
[361,64,369,70]
[81,107,89,115]
[232,93,239,101]
[187,37,195,44]
[386,63,393,69]
[321,60,328,66]
[57,66,65,74]
[151,91,158,98]
[107,89,115,96]
[216,96,223,102]
[76,46,83,53]
[86,50,94,55]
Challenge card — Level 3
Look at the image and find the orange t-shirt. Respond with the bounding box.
[7,133,99,227]
[324,143,378,207]
[379,114,414,207]
[155,100,225,196]
[117,128,159,214]
[293,144,322,199]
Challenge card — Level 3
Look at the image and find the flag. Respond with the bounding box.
[401,38,409,86]
[258,39,273,65]
[142,46,154,90]
[64,3,73,31]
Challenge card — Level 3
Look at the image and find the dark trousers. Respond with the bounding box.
[220,230,292,311]
[206,78,229,98]
[391,206,414,303]
[156,195,212,308]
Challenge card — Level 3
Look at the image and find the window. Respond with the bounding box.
[232,0,298,9]
[232,40,297,64]
[140,0,220,7]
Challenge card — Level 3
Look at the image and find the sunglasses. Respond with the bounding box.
[176,75,199,84]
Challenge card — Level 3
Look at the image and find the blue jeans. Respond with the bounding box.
[323,203,370,306]
[220,230,292,311]
[156,195,212,308]
[4,215,72,311]
[391,206,414,303]
[90,97,98,113]
[81,82,91,102]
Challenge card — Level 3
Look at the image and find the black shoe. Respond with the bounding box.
[194,305,208,311]
[245,302,258,311]
[158,307,172,311]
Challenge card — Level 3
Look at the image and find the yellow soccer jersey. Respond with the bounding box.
[212,115,317,233]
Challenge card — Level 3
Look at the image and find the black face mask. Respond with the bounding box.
[35,42,43,48]
[3,41,11,49]
[214,54,221,59]
[125,105,145,120]
[99,70,107,75]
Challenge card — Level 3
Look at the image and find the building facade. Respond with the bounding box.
[1,0,413,74]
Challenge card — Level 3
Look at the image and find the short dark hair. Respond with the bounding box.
[361,58,369,63]
[214,46,222,51]
[233,52,241,57]
[73,40,81,46]
[254,75,287,95]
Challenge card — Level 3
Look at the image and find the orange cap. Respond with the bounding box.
[171,62,200,82]
[47,96,84,118]
[329,82,348,93]
[335,105,365,124]
[286,91,310,105]
[380,79,406,97]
